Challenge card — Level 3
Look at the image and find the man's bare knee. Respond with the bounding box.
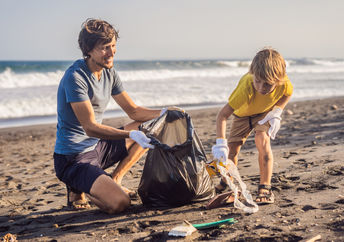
[105,196,130,214]
[90,175,131,214]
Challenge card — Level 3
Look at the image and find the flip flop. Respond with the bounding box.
[66,185,91,210]
[68,200,91,210]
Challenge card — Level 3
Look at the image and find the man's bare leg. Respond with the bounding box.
[112,122,149,194]
[87,174,130,214]
[68,121,147,206]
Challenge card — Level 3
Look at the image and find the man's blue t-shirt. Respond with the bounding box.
[54,59,124,155]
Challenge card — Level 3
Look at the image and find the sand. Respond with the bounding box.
[0,97,343,241]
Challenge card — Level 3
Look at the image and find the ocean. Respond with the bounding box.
[0,58,343,128]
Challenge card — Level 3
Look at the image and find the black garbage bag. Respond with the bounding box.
[138,110,215,208]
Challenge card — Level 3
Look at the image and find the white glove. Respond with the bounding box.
[129,130,154,149]
[258,107,283,140]
[211,138,229,163]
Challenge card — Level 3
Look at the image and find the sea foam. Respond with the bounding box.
[0,58,343,121]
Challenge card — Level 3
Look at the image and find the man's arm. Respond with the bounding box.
[71,100,129,139]
[216,103,234,138]
[113,91,160,122]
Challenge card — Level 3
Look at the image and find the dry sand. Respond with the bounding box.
[0,97,343,241]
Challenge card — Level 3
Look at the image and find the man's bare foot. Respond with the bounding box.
[120,186,138,199]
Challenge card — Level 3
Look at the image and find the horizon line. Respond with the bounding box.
[0,56,343,62]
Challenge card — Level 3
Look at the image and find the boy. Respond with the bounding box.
[211,48,293,204]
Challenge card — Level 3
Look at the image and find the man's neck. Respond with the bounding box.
[85,58,103,80]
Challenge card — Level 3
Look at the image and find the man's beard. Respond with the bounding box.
[95,60,113,69]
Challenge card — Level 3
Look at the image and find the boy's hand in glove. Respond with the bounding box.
[258,107,283,140]
[212,138,229,163]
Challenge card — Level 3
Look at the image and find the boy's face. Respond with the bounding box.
[253,76,277,95]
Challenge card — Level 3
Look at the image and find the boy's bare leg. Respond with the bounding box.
[111,122,148,193]
[255,131,274,203]
[87,174,130,214]
[216,141,242,191]
[228,142,242,166]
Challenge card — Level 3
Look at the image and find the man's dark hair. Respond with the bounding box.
[78,18,119,59]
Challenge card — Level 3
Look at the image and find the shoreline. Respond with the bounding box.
[0,95,342,130]
[1,96,343,241]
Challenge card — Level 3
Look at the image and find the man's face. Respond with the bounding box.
[253,76,277,95]
[88,37,117,69]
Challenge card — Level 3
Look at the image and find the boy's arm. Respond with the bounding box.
[274,94,292,110]
[212,103,234,162]
[216,103,234,138]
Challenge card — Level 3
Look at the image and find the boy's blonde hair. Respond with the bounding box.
[249,47,286,85]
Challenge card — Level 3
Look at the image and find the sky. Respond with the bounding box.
[1,0,343,61]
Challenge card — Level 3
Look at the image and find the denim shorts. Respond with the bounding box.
[54,138,128,194]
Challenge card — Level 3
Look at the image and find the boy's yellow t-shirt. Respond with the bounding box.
[228,73,293,117]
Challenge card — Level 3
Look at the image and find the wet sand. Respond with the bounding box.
[0,97,343,241]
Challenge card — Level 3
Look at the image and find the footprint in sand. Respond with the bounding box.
[301,205,317,212]
[296,180,338,193]
[326,165,344,176]
[273,174,300,191]
[327,219,344,232]
[335,199,344,204]
[278,198,296,208]
[319,203,339,210]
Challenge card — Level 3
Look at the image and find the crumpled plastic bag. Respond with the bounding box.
[217,159,259,213]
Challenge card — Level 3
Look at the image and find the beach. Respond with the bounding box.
[1,96,344,241]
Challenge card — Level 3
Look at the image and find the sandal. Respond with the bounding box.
[255,184,275,205]
[215,179,229,194]
[66,185,91,210]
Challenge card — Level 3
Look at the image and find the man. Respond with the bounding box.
[53,19,162,214]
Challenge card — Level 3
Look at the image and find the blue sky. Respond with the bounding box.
[1,0,343,60]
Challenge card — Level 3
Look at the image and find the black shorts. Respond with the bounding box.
[54,138,128,194]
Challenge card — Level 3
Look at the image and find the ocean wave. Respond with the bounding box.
[0,67,247,88]
[119,68,247,82]
[216,60,251,68]
[2,61,344,89]
[288,58,344,66]
[0,68,63,88]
